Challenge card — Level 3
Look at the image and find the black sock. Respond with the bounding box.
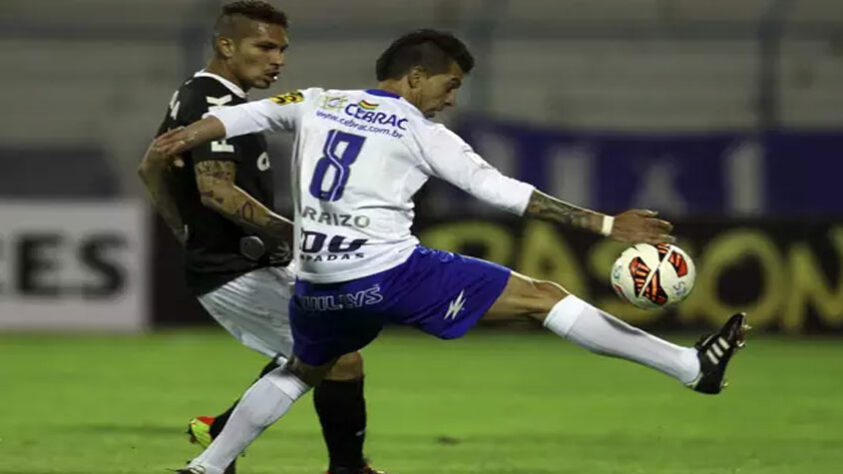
[209,359,281,438]
[313,377,367,470]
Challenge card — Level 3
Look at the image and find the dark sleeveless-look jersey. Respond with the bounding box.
[156,72,277,295]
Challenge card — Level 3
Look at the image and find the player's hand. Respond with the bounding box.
[609,209,675,244]
[153,126,196,158]
[143,135,185,168]
[153,116,227,158]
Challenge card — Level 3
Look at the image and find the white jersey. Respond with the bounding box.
[210,88,535,283]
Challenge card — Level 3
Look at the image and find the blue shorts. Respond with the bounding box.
[289,246,511,365]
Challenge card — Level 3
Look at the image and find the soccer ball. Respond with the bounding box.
[610,243,696,309]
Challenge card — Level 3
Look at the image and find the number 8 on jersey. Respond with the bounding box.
[309,130,366,201]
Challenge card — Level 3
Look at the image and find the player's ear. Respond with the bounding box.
[216,36,236,59]
[407,66,426,89]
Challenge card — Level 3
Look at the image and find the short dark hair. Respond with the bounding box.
[215,1,288,36]
[376,29,474,81]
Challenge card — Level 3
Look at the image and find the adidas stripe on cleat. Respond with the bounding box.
[687,312,750,394]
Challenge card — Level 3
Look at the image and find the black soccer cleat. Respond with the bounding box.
[687,312,750,394]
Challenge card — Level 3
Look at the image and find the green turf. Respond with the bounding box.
[1,329,842,473]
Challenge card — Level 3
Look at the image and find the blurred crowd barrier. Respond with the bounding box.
[0,0,840,331]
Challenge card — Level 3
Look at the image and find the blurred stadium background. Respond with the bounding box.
[1,1,841,473]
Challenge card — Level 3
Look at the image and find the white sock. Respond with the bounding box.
[543,295,700,384]
[189,367,311,474]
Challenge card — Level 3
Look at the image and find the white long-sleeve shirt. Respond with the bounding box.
[210,88,535,283]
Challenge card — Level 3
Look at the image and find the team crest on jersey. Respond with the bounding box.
[320,96,348,111]
[269,91,304,105]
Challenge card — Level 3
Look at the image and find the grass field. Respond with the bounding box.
[2,329,842,474]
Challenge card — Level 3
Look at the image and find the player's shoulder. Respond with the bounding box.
[168,73,247,123]
[265,87,325,106]
[178,73,246,106]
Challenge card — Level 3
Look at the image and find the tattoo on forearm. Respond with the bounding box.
[194,159,292,243]
[237,201,256,222]
[525,190,600,232]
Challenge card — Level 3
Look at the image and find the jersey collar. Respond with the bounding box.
[194,70,247,99]
[365,88,401,99]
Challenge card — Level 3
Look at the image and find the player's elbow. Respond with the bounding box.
[137,161,153,183]
[199,192,222,211]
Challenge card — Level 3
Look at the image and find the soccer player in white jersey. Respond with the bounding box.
[155,30,749,473]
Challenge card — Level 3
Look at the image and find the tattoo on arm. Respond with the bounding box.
[194,160,293,243]
[236,201,256,222]
[524,190,603,233]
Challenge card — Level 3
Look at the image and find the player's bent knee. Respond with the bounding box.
[524,279,569,319]
[286,356,335,387]
[534,279,568,304]
[486,273,570,321]
[324,351,364,381]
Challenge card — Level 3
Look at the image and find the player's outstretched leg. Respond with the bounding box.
[485,272,748,392]
[180,357,334,474]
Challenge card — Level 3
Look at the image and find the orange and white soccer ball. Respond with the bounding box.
[610,243,696,309]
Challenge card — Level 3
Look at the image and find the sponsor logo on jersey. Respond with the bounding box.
[269,91,304,105]
[344,102,408,130]
[358,100,379,111]
[299,230,367,262]
[297,284,384,311]
[301,206,370,229]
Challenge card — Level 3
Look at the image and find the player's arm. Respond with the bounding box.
[154,90,309,157]
[193,160,294,246]
[420,125,674,244]
[523,190,674,244]
[137,142,188,244]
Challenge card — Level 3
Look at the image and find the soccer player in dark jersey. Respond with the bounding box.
[137,2,383,473]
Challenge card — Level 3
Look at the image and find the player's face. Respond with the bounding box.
[231,22,289,90]
[418,61,464,118]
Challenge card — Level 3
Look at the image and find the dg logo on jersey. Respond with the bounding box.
[269,91,304,106]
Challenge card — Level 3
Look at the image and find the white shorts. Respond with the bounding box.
[197,266,295,362]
